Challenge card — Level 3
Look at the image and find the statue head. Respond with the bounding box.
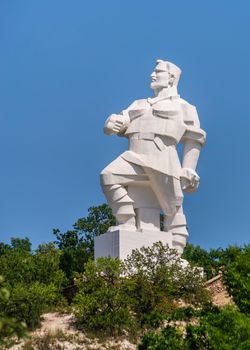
[150,59,182,92]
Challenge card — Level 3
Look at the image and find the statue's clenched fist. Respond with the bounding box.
[104,114,129,135]
[180,168,200,193]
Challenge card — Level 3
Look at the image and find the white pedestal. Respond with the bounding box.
[94,229,173,261]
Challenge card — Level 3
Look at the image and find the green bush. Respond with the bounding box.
[138,306,250,350]
[0,240,66,290]
[138,326,185,350]
[223,246,250,314]
[0,276,27,346]
[186,306,250,349]
[1,282,58,329]
[74,257,136,335]
[33,243,66,289]
[74,242,209,336]
[124,242,209,327]
[0,240,67,329]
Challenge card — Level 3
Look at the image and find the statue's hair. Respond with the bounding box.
[156,59,182,86]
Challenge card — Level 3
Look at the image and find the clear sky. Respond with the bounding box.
[0,1,250,250]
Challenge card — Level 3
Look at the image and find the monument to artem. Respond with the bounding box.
[95,60,206,260]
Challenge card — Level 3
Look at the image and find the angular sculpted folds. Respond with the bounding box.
[100,60,206,255]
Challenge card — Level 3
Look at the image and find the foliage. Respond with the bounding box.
[0,239,65,289]
[33,243,66,289]
[10,237,32,252]
[124,242,209,327]
[74,257,135,335]
[183,243,250,314]
[186,306,250,350]
[74,203,116,246]
[138,326,185,350]
[0,240,66,330]
[0,238,34,287]
[0,276,27,346]
[0,203,249,343]
[1,282,58,329]
[54,204,115,282]
[138,306,250,350]
[182,243,222,279]
[223,245,250,314]
[168,306,199,321]
[74,242,209,335]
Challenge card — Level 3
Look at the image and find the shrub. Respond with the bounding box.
[0,240,67,330]
[73,257,136,335]
[124,242,209,327]
[74,243,209,336]
[186,306,250,349]
[223,246,250,314]
[1,282,58,329]
[138,326,185,350]
[34,243,66,289]
[0,276,27,346]
[138,306,250,350]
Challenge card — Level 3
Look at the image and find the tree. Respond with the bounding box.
[54,204,115,281]
[10,237,31,252]
[223,245,250,314]
[182,243,221,279]
[74,203,115,253]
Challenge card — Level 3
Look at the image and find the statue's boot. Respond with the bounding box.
[164,212,188,255]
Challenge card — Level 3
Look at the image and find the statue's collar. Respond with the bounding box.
[147,94,180,105]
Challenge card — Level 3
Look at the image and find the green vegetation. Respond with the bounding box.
[74,243,208,335]
[74,257,135,335]
[0,239,66,330]
[0,204,249,348]
[0,276,27,347]
[183,242,250,315]
[138,306,250,350]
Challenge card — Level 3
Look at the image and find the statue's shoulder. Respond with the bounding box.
[179,98,200,126]
[178,97,195,108]
[127,98,149,110]
[179,98,198,113]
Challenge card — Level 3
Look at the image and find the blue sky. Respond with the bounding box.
[0,1,249,249]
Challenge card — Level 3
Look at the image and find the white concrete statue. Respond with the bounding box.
[98,59,206,257]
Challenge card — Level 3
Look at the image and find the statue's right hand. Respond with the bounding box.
[104,114,127,135]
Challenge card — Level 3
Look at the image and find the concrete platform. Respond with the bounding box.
[94,229,173,260]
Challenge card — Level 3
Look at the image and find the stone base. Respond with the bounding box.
[94,229,173,261]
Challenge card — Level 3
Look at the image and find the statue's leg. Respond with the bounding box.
[164,206,188,254]
[100,157,145,230]
[144,169,188,254]
[102,183,136,230]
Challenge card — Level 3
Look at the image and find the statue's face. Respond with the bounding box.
[150,68,170,90]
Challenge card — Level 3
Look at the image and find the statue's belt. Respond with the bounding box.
[129,133,176,150]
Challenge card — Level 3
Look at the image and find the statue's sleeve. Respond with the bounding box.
[116,99,147,135]
[180,103,206,146]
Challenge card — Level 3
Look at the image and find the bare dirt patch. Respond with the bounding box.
[8,312,136,350]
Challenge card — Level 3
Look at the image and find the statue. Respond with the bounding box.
[99,60,206,256]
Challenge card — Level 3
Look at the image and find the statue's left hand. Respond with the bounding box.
[180,168,200,193]
[104,114,129,135]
